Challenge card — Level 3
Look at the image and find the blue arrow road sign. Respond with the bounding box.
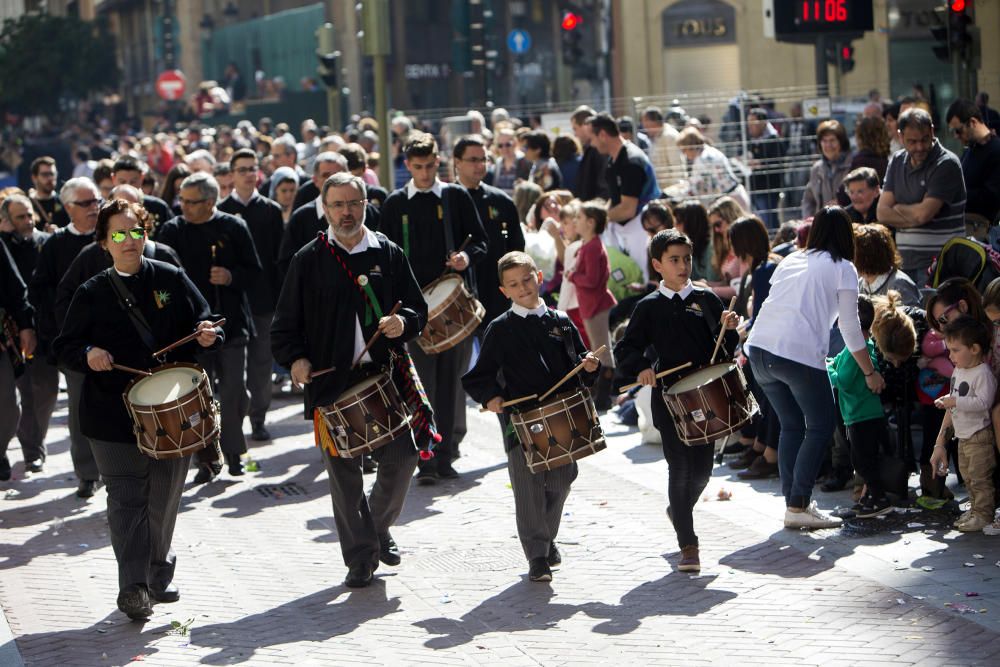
[507,29,531,54]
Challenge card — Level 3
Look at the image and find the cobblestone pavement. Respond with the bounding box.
[3,391,1000,666]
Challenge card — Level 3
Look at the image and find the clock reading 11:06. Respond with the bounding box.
[773,0,874,35]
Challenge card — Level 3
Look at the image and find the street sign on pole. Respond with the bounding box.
[507,29,531,54]
[155,70,186,101]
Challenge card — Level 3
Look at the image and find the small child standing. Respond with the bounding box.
[827,296,893,517]
[930,315,997,533]
[565,200,617,410]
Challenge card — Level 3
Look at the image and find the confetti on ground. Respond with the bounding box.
[717,488,732,501]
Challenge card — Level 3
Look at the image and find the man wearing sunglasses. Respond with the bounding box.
[157,172,262,478]
[31,178,103,497]
[110,156,173,238]
[945,98,1000,227]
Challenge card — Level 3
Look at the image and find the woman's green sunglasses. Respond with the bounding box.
[110,227,146,243]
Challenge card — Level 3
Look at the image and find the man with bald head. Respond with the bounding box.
[278,151,348,277]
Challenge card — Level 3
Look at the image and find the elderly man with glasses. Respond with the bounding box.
[157,172,262,480]
[31,178,103,496]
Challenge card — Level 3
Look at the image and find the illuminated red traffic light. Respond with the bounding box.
[950,0,966,12]
[561,12,581,31]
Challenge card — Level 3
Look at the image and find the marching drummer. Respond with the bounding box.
[462,251,600,583]
[379,132,488,484]
[53,199,222,621]
[613,229,739,575]
[271,172,428,588]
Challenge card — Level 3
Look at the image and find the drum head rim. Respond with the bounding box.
[127,367,204,406]
[666,363,737,395]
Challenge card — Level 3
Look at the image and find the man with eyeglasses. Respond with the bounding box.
[0,195,46,479]
[277,152,349,278]
[28,157,68,231]
[945,98,1000,227]
[110,156,173,237]
[32,178,103,496]
[453,134,524,327]
[218,148,284,444]
[380,132,488,484]
[877,107,966,284]
[272,171,427,588]
[158,172,262,478]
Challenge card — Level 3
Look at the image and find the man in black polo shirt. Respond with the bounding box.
[218,148,284,442]
[946,98,1000,226]
[571,106,609,201]
[844,167,881,225]
[588,112,662,282]
[110,156,174,237]
[157,172,262,477]
[379,133,487,483]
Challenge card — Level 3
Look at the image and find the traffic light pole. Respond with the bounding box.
[814,34,828,93]
[362,0,392,190]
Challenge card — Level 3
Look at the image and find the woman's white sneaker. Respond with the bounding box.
[784,501,843,529]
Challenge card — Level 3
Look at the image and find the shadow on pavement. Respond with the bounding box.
[0,504,109,570]
[189,581,401,664]
[415,572,736,648]
[14,611,163,667]
[394,461,508,527]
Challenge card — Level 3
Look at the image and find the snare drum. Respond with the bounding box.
[417,274,485,355]
[510,389,606,474]
[123,362,219,460]
[662,363,758,446]
[318,372,411,458]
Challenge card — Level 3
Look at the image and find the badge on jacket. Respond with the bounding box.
[153,290,171,309]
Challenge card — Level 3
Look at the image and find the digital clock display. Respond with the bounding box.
[774,0,874,35]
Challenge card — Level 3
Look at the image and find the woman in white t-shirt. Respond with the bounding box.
[745,207,885,530]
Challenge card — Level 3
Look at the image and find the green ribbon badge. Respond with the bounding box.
[357,275,383,326]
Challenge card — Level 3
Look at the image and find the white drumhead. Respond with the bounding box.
[667,364,734,395]
[423,275,462,309]
[342,373,384,396]
[128,368,202,405]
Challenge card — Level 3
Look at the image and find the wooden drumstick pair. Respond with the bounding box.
[617,296,737,392]
[477,344,607,412]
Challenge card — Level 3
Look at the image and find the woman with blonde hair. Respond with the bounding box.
[706,196,748,299]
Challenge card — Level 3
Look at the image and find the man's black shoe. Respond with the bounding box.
[76,479,98,498]
[344,562,374,588]
[250,422,271,441]
[26,458,44,473]
[362,455,377,474]
[528,557,552,582]
[226,454,245,477]
[150,583,180,603]
[437,464,460,480]
[0,456,10,481]
[117,584,152,620]
[820,472,851,492]
[416,468,437,485]
[379,534,401,566]
[547,543,562,567]
[193,464,217,485]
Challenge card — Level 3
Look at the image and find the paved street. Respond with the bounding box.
[3,390,1000,666]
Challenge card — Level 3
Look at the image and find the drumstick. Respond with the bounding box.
[309,366,337,379]
[478,393,538,412]
[152,318,227,358]
[112,363,152,377]
[618,361,693,393]
[451,234,473,257]
[351,301,402,368]
[709,296,737,365]
[537,344,607,402]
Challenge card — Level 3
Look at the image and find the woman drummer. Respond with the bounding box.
[53,199,222,621]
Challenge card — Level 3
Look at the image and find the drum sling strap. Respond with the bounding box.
[107,268,158,358]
